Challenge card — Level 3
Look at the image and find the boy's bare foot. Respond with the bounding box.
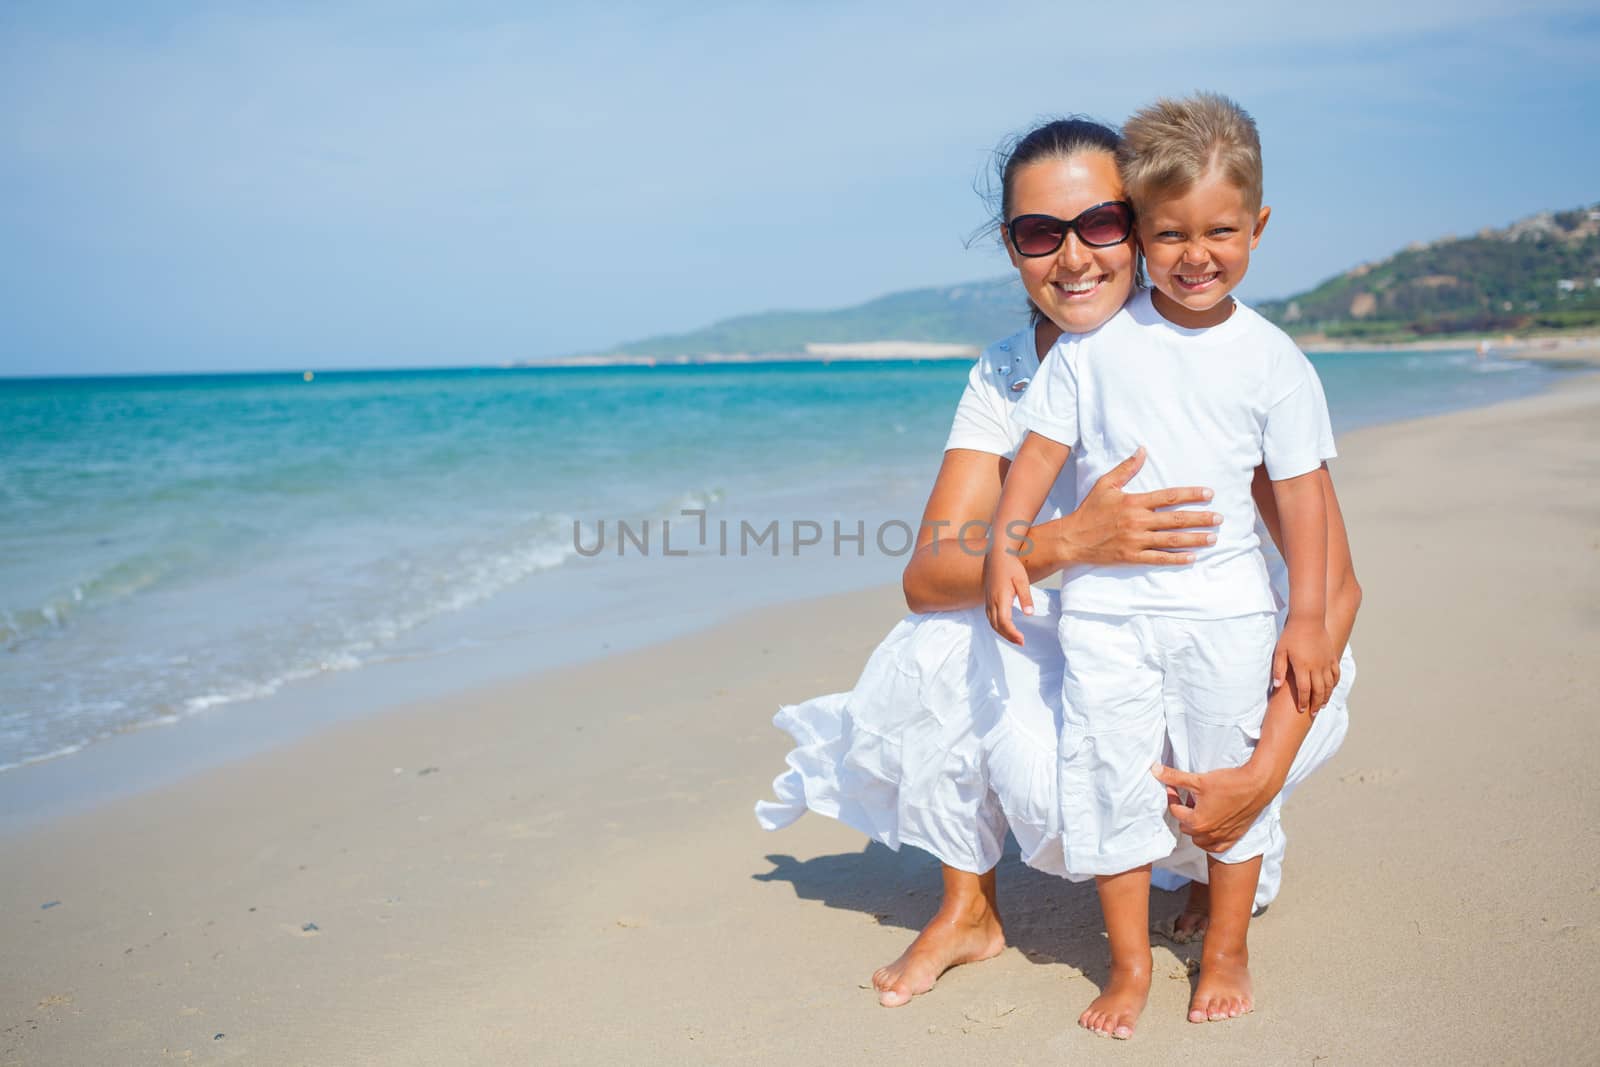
[1078,960,1152,1039]
[871,893,1005,1007]
[1189,949,1253,1022]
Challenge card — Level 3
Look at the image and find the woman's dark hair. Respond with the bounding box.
[998,117,1122,224]
[972,116,1133,326]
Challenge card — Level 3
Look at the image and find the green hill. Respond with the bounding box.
[595,277,1029,358]
[1256,203,1600,340]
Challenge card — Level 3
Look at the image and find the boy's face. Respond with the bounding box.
[1136,167,1271,329]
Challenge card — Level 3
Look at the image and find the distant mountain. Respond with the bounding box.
[590,277,1030,359]
[582,202,1599,359]
[1256,203,1600,340]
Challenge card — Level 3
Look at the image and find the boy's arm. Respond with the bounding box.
[1268,470,1338,712]
[1252,464,1362,658]
[983,431,1070,645]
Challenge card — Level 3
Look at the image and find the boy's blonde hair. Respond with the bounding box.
[1118,92,1263,213]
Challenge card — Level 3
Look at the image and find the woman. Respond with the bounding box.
[756,117,1361,1008]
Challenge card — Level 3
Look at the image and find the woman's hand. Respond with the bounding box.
[1151,761,1275,855]
[1042,448,1219,566]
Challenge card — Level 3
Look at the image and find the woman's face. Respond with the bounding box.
[1003,151,1137,335]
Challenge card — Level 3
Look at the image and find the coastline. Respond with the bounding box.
[13,346,1574,809]
[3,373,1598,1063]
[528,330,1600,368]
[1491,334,1600,366]
[1307,331,1600,366]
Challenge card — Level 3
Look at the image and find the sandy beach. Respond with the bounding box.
[1495,335,1600,367]
[1310,331,1600,370]
[4,374,1600,1065]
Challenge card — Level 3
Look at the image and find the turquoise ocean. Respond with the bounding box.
[0,348,1581,781]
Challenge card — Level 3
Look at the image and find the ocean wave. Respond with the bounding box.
[361,520,580,640]
[1469,358,1533,374]
[1408,352,1534,374]
[0,739,87,774]
[662,486,726,515]
[0,512,586,772]
[0,551,178,651]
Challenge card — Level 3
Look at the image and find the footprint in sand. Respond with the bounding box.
[960,1004,1022,1033]
[485,810,564,840]
[1339,767,1401,784]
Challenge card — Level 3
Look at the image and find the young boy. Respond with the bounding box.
[983,92,1340,1039]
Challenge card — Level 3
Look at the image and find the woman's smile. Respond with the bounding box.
[1052,274,1109,298]
[1004,152,1136,335]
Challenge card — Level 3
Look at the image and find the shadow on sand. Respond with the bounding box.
[754,838,1192,997]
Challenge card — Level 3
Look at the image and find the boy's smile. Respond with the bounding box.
[1137,167,1271,330]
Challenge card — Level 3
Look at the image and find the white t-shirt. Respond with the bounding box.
[1014,290,1332,620]
[944,325,1078,528]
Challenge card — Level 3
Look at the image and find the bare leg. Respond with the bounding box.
[1079,865,1153,1040]
[1171,879,1210,943]
[871,864,1005,1007]
[1189,853,1260,1023]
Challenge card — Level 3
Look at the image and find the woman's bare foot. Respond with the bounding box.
[1171,880,1209,943]
[1078,959,1152,1040]
[871,867,1004,1007]
[1188,948,1253,1023]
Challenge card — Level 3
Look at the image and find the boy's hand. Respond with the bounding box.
[983,550,1032,646]
[1272,617,1339,713]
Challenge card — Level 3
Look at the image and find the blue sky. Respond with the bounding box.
[2,1,1597,375]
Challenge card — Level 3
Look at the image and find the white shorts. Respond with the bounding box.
[1155,646,1354,898]
[1056,610,1279,879]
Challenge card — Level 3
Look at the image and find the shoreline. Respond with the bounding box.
[3,372,1599,1062]
[1,356,1592,828]
[1307,331,1600,366]
[0,509,925,833]
[537,329,1600,368]
[6,330,1595,381]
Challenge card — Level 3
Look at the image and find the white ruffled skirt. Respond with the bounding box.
[755,588,1353,908]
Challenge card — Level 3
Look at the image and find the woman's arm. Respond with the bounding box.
[902,448,1219,614]
[901,449,1006,614]
[1245,463,1359,791]
[1155,464,1362,851]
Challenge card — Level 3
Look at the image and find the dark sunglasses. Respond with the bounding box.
[1006,200,1134,256]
